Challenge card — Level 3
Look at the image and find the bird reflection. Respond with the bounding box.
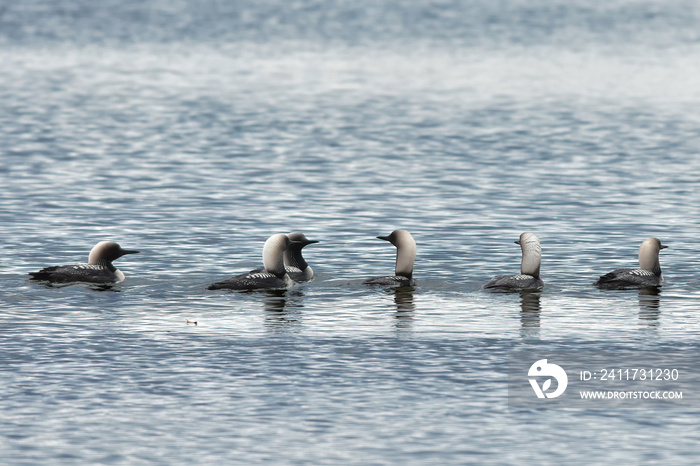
[263,289,303,332]
[34,281,121,292]
[519,290,541,339]
[392,286,415,335]
[638,287,661,327]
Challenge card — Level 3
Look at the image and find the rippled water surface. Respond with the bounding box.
[2,0,700,463]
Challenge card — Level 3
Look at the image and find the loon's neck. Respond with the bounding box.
[284,247,308,271]
[95,259,117,272]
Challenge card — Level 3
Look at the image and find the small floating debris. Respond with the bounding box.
[186,319,198,325]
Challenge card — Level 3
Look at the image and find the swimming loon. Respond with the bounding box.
[208,233,300,291]
[364,229,416,287]
[594,237,667,289]
[282,232,319,281]
[249,232,319,282]
[484,232,544,290]
[28,241,140,284]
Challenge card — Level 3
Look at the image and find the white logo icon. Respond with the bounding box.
[528,359,568,399]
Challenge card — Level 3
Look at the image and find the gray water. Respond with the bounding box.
[2,0,700,463]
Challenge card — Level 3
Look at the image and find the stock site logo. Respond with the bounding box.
[528,359,568,399]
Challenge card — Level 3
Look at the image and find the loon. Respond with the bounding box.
[282,232,319,281]
[484,232,544,290]
[208,233,299,291]
[594,237,667,289]
[249,232,319,282]
[364,229,416,287]
[28,241,140,284]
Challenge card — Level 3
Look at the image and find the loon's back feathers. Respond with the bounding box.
[249,264,312,282]
[364,275,414,287]
[594,268,661,289]
[29,264,119,284]
[28,241,139,284]
[483,273,543,290]
[207,271,290,291]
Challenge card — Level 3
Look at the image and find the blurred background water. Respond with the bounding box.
[1,0,700,463]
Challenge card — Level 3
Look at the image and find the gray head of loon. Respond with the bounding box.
[87,241,140,265]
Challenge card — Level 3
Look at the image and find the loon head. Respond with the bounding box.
[284,232,319,269]
[515,232,541,278]
[87,241,140,265]
[262,234,293,277]
[285,232,319,251]
[377,229,416,279]
[638,237,667,275]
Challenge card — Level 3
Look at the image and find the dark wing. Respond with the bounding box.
[208,272,287,291]
[29,264,117,284]
[484,274,543,290]
[363,275,414,287]
[483,275,510,289]
[594,268,659,289]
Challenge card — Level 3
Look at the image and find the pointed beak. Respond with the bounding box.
[660,244,668,249]
[120,249,140,256]
[377,236,391,242]
[306,240,320,245]
[514,240,521,245]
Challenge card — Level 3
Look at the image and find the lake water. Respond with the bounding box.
[2,0,700,463]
